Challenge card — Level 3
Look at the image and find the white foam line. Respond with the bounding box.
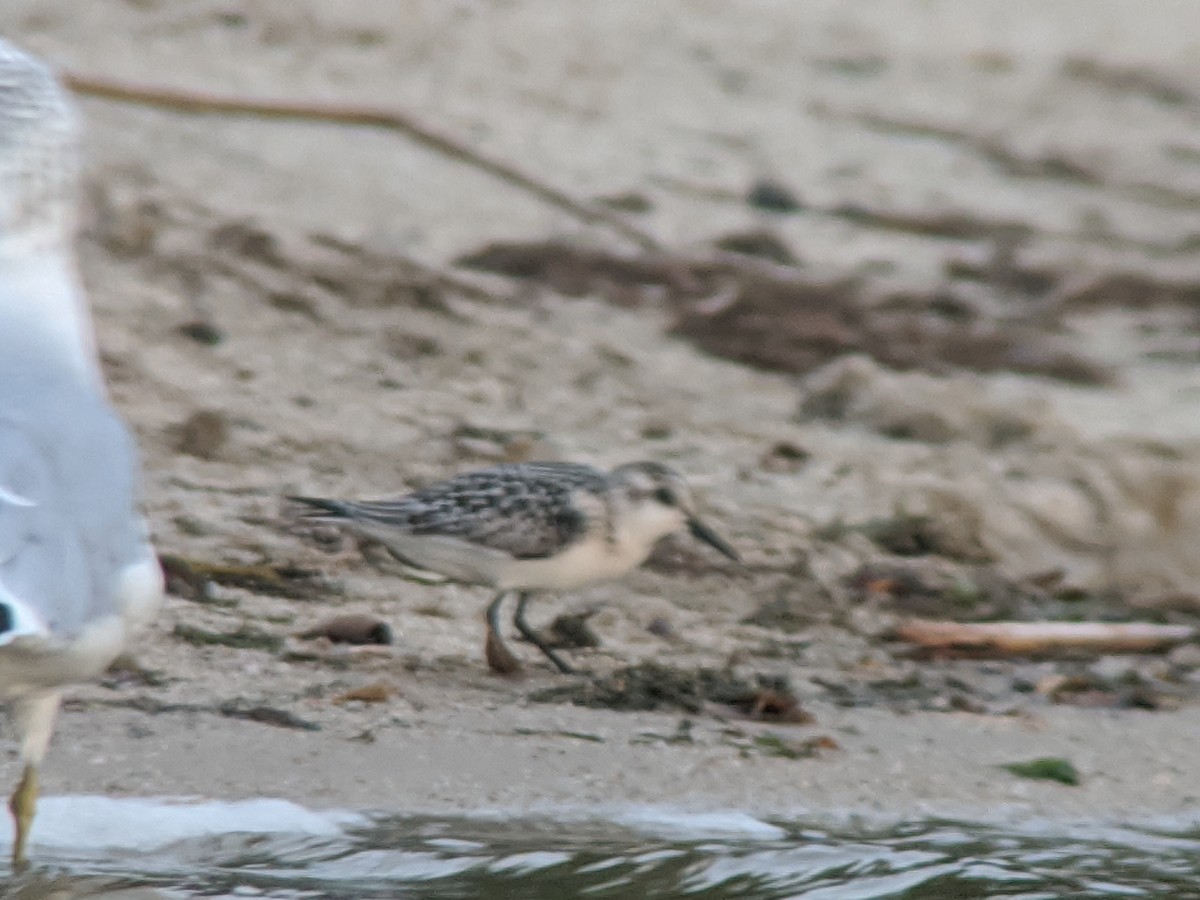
[15,796,365,853]
[607,808,788,841]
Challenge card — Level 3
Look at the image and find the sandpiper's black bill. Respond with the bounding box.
[688,518,741,563]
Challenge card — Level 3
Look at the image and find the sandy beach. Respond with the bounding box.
[4,0,1200,833]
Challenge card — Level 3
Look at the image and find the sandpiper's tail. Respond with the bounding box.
[287,495,355,521]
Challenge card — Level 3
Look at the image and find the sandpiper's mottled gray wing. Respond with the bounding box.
[294,462,609,560]
[0,39,161,662]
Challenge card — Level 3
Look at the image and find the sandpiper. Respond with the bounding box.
[0,40,163,868]
[291,460,739,673]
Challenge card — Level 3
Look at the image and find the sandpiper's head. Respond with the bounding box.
[609,461,740,562]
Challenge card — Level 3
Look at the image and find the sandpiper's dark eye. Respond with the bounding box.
[654,487,676,506]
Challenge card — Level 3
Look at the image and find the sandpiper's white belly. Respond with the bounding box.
[367,524,658,592]
[496,530,657,591]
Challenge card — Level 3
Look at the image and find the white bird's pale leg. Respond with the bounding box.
[7,690,60,869]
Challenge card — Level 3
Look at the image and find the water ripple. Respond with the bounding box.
[6,798,1200,898]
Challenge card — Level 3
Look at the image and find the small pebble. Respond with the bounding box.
[178,320,224,345]
[298,614,394,646]
[175,409,228,460]
[747,178,804,212]
[1168,642,1200,669]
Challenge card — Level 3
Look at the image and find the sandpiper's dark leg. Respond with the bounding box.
[513,592,575,674]
[486,591,508,637]
[484,591,522,674]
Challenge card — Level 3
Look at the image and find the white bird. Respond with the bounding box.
[0,39,162,868]
[291,460,739,673]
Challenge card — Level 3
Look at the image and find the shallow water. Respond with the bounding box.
[9,798,1200,898]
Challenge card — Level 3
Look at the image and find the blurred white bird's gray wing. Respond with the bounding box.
[0,373,159,652]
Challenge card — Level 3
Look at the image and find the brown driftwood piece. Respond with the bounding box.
[896,619,1196,655]
[64,73,659,252]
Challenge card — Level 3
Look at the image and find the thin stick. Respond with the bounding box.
[64,72,660,252]
[896,619,1196,655]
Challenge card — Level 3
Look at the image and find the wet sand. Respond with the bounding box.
[38,697,1200,826]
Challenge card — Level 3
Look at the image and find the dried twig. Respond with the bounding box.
[896,619,1196,655]
[65,72,660,252]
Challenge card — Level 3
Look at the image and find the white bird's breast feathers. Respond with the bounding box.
[0,553,163,697]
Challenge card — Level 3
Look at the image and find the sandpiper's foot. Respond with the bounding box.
[484,623,523,675]
[514,593,576,674]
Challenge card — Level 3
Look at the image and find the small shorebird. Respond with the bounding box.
[291,461,739,673]
[0,40,163,868]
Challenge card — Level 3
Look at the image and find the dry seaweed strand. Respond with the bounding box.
[64,72,659,253]
[897,619,1196,656]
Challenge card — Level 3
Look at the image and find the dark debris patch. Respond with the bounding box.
[178,321,223,345]
[456,240,693,297]
[513,727,605,743]
[633,718,696,746]
[944,255,1057,299]
[1058,271,1200,310]
[831,202,1027,241]
[172,623,283,654]
[173,409,229,460]
[1060,57,1198,109]
[217,701,321,732]
[530,662,810,722]
[208,220,287,268]
[746,178,805,212]
[87,187,484,352]
[298,614,394,646]
[749,732,839,760]
[759,440,811,473]
[713,229,799,265]
[1001,757,1080,786]
[595,190,654,214]
[740,575,838,634]
[1036,667,1183,711]
[63,695,321,732]
[546,610,602,650]
[856,514,991,562]
[161,554,334,603]
[848,559,1157,625]
[101,654,169,689]
[530,663,728,713]
[739,538,1200,715]
[455,238,1109,385]
[643,534,740,578]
